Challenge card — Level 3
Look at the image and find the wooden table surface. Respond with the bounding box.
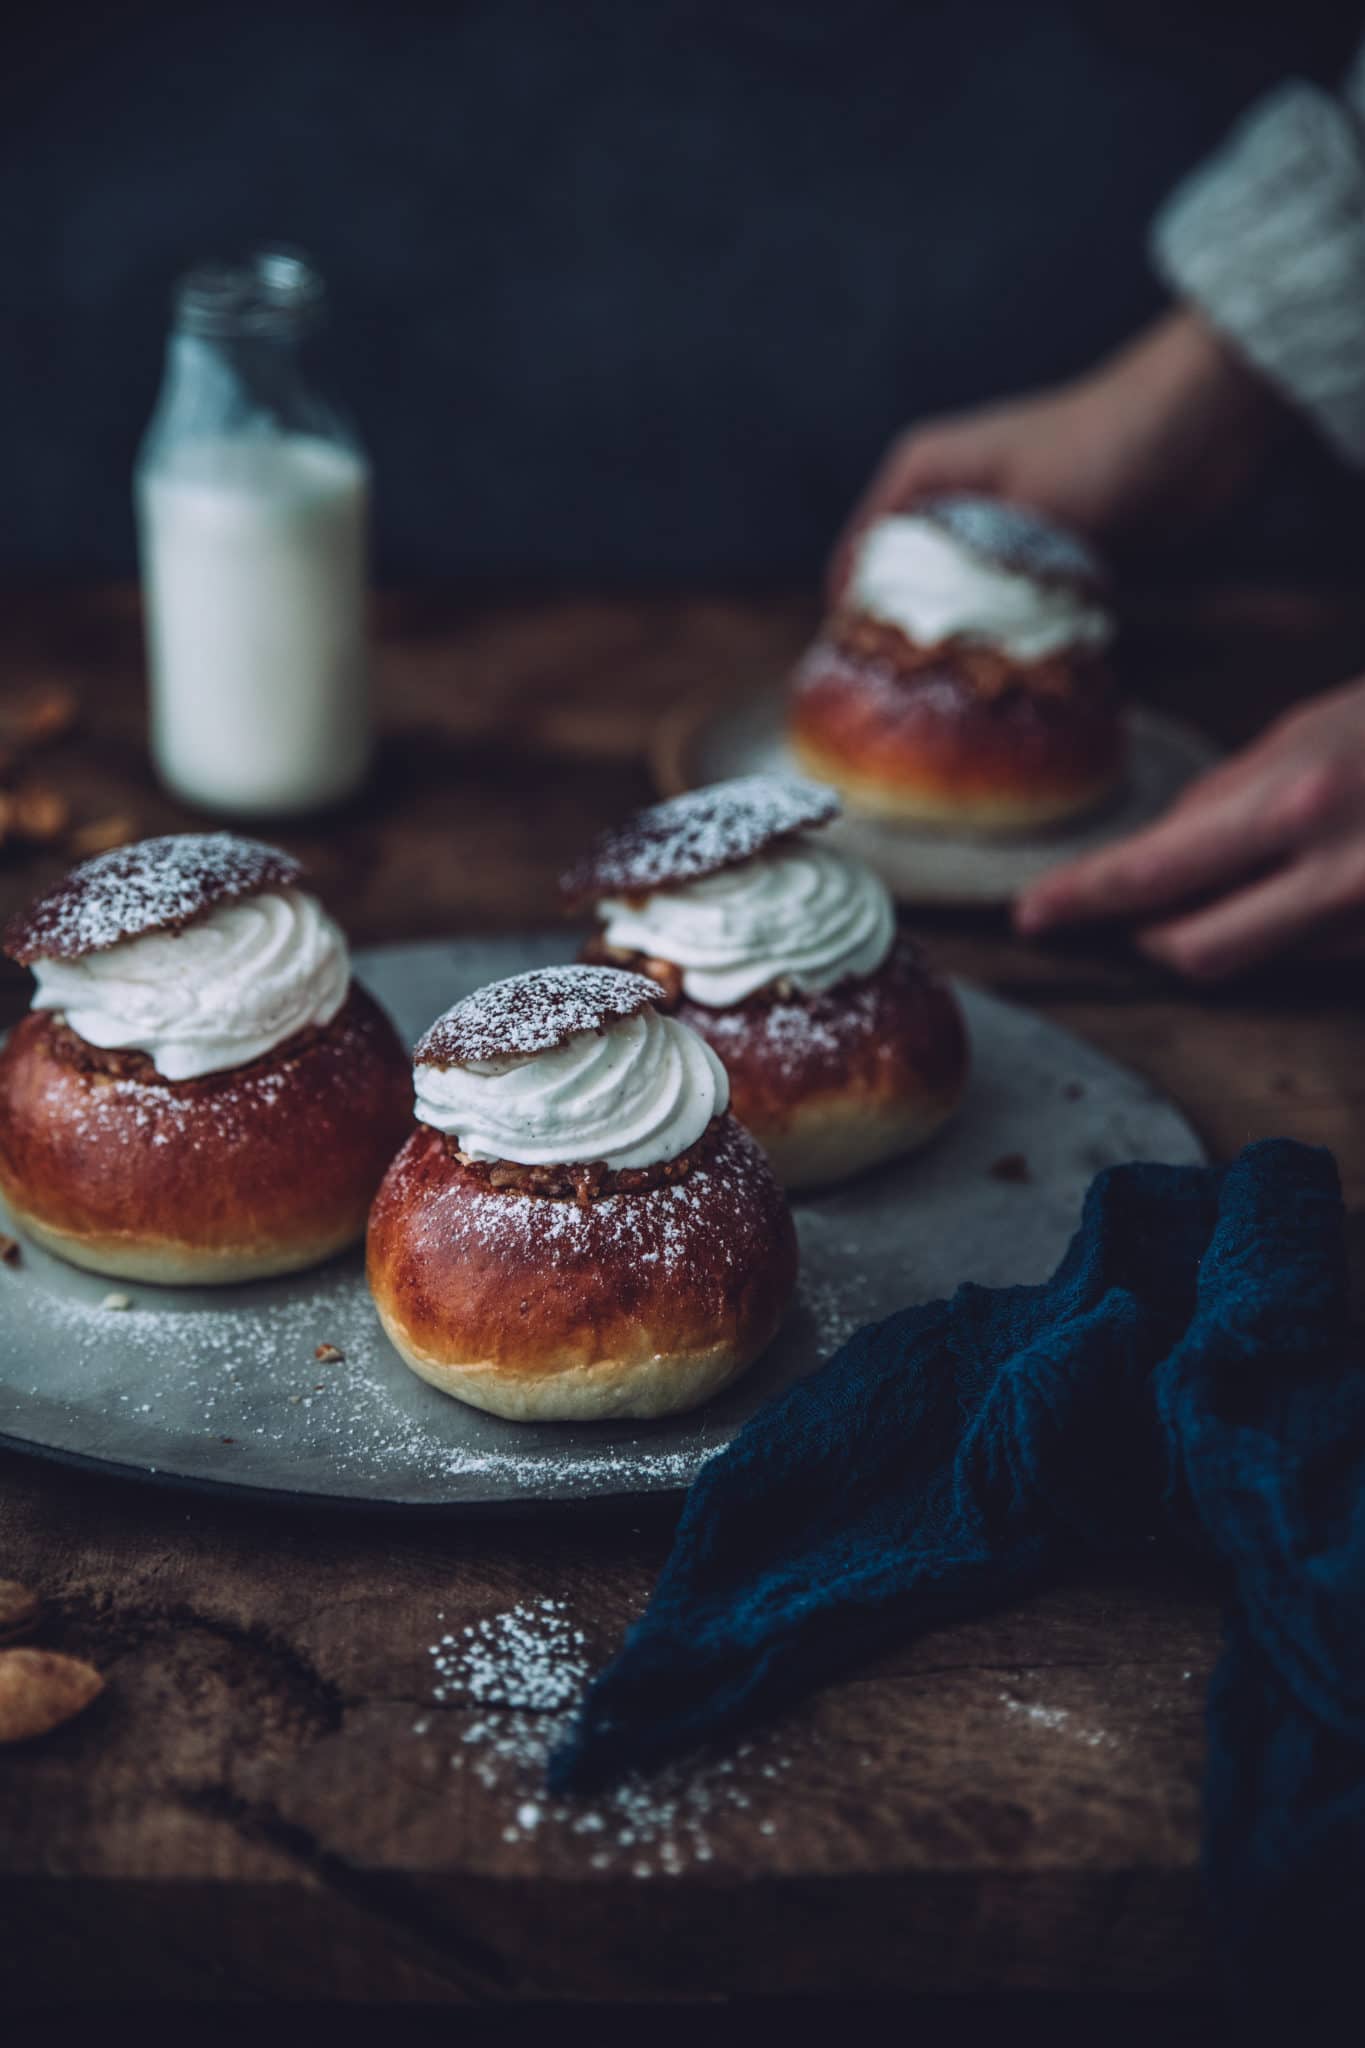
[2,583,1364,2007]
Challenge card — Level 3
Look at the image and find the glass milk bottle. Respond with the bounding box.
[136,250,371,815]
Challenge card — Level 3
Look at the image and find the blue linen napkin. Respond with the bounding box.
[550,1139,1365,1990]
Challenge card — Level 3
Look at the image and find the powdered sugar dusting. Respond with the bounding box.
[999,1690,1119,1750]
[679,932,956,1098]
[10,1268,709,1498]
[6,833,302,964]
[917,495,1107,592]
[425,1597,795,1875]
[394,1116,776,1284]
[415,966,664,1069]
[562,774,840,902]
[697,990,859,1080]
[23,990,389,1152]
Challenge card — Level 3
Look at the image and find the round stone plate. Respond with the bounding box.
[653,687,1220,907]
[0,934,1204,1511]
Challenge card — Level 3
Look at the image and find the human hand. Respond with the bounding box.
[1014,678,1365,980]
[829,308,1280,598]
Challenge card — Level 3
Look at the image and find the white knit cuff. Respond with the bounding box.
[1152,82,1365,467]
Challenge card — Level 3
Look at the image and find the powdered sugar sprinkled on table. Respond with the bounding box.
[999,1691,1119,1750]
[424,1596,794,1875]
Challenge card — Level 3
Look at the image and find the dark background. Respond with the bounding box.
[3,0,1361,584]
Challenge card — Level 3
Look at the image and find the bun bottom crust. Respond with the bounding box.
[0,987,413,1285]
[789,643,1124,831]
[366,1116,798,1421]
[677,936,968,1191]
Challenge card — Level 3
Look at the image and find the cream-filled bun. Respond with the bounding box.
[366,965,797,1421]
[0,833,412,1283]
[790,496,1124,830]
[565,776,968,1190]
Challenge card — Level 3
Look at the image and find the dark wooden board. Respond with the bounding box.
[2,582,1364,2003]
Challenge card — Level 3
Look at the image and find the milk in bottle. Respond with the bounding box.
[136,252,371,815]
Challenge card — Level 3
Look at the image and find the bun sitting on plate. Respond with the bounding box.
[566,774,968,1190]
[789,496,1124,831]
[367,964,797,1421]
[0,833,412,1283]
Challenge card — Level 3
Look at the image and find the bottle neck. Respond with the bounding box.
[139,250,359,469]
[165,324,304,405]
[143,325,357,464]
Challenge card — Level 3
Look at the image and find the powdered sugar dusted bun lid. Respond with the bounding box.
[412,966,728,1173]
[5,832,304,964]
[790,497,1124,832]
[0,832,413,1284]
[910,495,1109,601]
[571,781,968,1190]
[367,965,797,1422]
[414,965,667,1068]
[562,773,839,905]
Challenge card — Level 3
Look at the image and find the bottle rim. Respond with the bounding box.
[173,248,327,338]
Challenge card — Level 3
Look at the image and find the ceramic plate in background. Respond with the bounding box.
[653,688,1220,908]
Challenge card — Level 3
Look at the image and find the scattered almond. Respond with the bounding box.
[14,686,79,748]
[0,1648,103,1744]
[68,812,137,858]
[0,1581,41,1647]
[10,784,71,845]
[989,1153,1032,1185]
[314,1343,344,1363]
[100,1292,132,1312]
[0,1235,20,1265]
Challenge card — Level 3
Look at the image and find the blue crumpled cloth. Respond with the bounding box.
[550,1139,1365,1990]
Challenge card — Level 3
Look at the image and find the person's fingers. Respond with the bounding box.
[1014,774,1276,933]
[1134,855,1354,982]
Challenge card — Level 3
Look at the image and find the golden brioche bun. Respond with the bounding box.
[367,1115,797,1421]
[0,986,412,1284]
[788,637,1124,832]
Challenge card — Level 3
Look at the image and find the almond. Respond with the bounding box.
[0,1648,103,1743]
[314,1343,345,1364]
[68,812,137,857]
[15,687,79,748]
[0,1581,40,1646]
[11,785,71,844]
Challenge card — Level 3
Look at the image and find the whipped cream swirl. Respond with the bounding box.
[851,515,1112,661]
[31,888,349,1082]
[414,1008,728,1169]
[599,837,895,1009]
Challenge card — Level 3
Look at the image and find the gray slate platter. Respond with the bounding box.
[0,935,1205,1509]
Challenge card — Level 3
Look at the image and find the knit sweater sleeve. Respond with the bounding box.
[1150,68,1365,466]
